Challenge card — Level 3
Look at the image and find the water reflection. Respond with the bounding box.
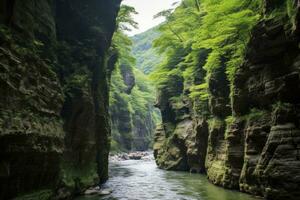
[76,160,260,200]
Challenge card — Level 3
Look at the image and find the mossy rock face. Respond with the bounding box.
[230,2,300,197]
[154,119,209,172]
[208,66,231,118]
[0,24,64,199]
[0,0,121,199]
[153,0,300,199]
[58,161,99,197]
[205,118,227,186]
[14,190,53,200]
[154,124,188,171]
[55,0,121,189]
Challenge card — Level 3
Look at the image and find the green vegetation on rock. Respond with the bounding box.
[152,0,300,199]
[14,190,53,200]
[131,26,163,74]
[109,5,161,152]
[0,0,121,199]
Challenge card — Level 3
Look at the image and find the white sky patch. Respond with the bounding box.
[122,0,180,36]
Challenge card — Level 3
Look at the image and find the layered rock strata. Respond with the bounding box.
[0,0,121,199]
[154,1,300,199]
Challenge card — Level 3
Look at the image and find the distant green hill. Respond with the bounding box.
[131,26,163,74]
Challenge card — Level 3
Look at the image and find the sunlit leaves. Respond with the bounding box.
[193,0,260,81]
[110,3,159,150]
[116,5,139,32]
[151,0,262,113]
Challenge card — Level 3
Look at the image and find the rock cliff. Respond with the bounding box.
[153,1,300,199]
[109,20,160,153]
[0,0,120,199]
[110,60,158,152]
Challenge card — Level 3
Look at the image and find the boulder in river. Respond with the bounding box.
[84,187,112,196]
[110,151,153,161]
[128,153,142,160]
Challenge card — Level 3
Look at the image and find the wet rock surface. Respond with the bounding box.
[84,187,112,196]
[110,151,154,162]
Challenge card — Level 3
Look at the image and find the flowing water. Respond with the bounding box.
[76,159,260,200]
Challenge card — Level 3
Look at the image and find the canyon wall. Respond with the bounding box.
[154,1,300,199]
[0,0,120,199]
[110,61,159,152]
[109,19,160,152]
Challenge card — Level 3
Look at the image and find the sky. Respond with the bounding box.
[122,0,180,36]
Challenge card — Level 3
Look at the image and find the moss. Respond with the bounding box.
[0,24,12,41]
[224,116,235,139]
[225,116,235,126]
[286,0,298,31]
[246,108,267,121]
[14,190,53,200]
[271,101,297,125]
[207,117,224,131]
[110,138,122,153]
[272,101,293,111]
[60,162,98,189]
[170,95,185,109]
[265,0,299,32]
[164,122,176,137]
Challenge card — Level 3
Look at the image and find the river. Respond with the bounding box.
[76,159,260,200]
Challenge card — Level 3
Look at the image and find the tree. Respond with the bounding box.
[116,5,139,32]
[151,0,261,112]
[153,9,184,42]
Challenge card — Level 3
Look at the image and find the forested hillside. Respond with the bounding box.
[131,27,162,74]
[109,5,160,152]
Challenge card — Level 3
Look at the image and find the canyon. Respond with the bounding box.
[0,0,300,200]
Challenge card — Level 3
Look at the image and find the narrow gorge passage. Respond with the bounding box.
[1,0,300,200]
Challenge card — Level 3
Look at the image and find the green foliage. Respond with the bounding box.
[131,26,163,74]
[264,0,298,32]
[14,190,53,200]
[224,115,235,139]
[60,162,97,188]
[112,31,135,66]
[149,46,187,90]
[151,0,262,118]
[189,83,208,100]
[67,74,89,89]
[130,71,154,114]
[193,0,260,83]
[208,118,224,131]
[109,6,160,151]
[225,116,235,126]
[0,25,47,58]
[116,5,139,31]
[272,101,293,112]
[246,108,267,121]
[110,62,158,150]
[286,0,298,31]
[170,95,186,109]
[0,25,12,41]
[110,138,122,153]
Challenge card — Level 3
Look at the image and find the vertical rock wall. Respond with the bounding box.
[0,0,121,199]
[154,1,300,199]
